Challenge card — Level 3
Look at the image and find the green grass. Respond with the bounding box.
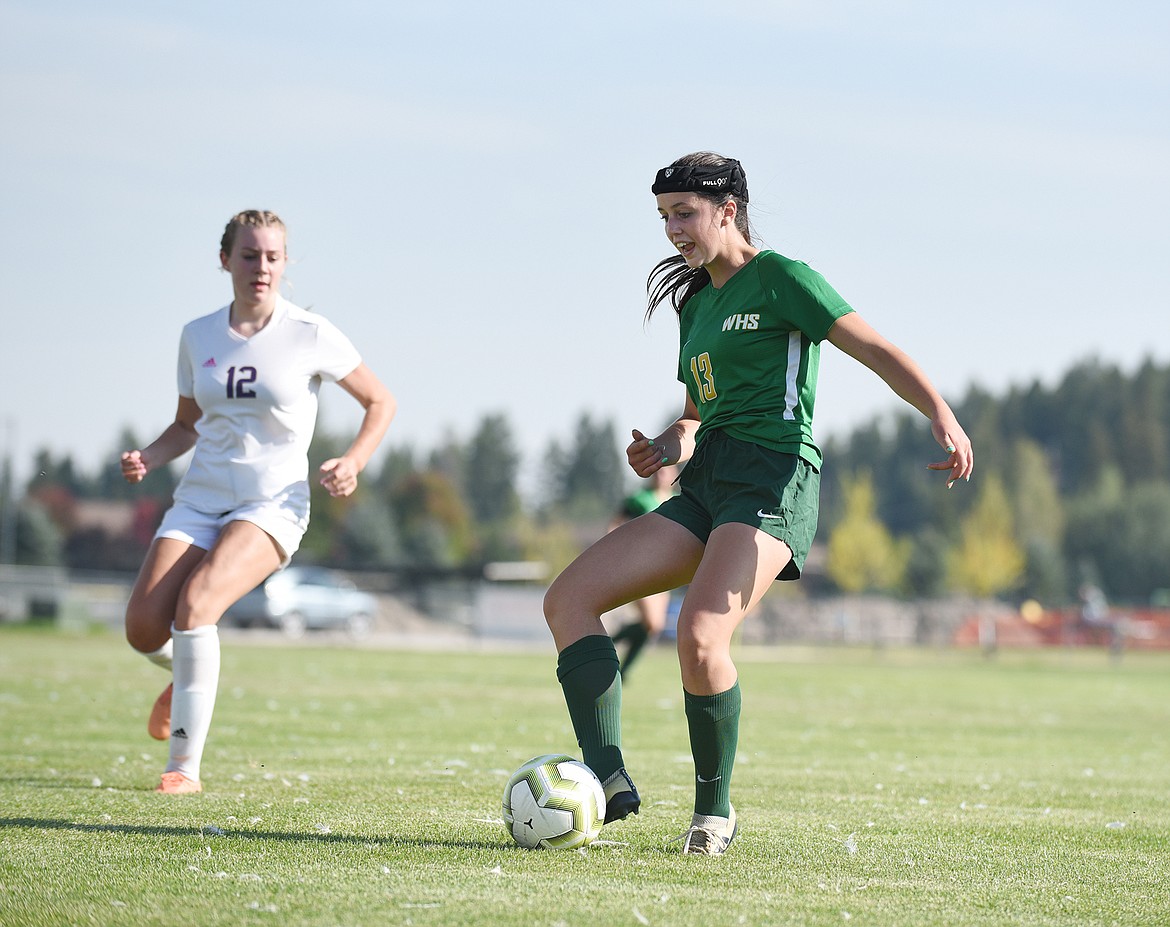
[1,625,1168,927]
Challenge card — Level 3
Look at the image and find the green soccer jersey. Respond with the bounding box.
[677,250,854,469]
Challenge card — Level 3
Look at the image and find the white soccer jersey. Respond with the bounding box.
[172,297,361,514]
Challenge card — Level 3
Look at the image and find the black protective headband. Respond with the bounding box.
[651,160,749,202]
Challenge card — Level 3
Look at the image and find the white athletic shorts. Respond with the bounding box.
[155,497,310,567]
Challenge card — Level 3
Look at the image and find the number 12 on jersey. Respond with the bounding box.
[226,366,257,399]
[690,352,717,402]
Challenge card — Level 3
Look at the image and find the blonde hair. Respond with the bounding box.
[220,210,287,256]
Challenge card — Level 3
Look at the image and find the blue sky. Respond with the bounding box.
[2,1,1167,489]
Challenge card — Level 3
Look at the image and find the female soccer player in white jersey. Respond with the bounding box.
[544,153,974,853]
[121,210,395,794]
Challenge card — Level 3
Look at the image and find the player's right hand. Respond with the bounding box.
[121,450,147,484]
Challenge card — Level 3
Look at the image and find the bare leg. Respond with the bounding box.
[637,590,671,637]
[173,520,284,630]
[125,520,283,652]
[545,514,704,813]
[545,513,704,649]
[675,523,793,694]
[154,521,283,788]
[674,522,793,824]
[125,538,206,654]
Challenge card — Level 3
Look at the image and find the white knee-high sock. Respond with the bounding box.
[144,638,173,672]
[167,625,220,781]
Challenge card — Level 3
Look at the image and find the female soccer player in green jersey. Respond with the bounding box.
[120,210,395,794]
[544,152,974,854]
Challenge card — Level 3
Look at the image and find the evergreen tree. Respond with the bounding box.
[535,438,566,513]
[1118,360,1169,484]
[335,495,403,568]
[375,445,419,495]
[426,430,468,496]
[94,428,178,502]
[904,527,949,598]
[552,413,625,519]
[465,413,521,524]
[27,449,88,497]
[1065,470,1170,603]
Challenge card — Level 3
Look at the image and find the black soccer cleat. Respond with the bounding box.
[602,767,641,824]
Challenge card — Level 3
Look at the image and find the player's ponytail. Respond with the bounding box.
[646,256,710,322]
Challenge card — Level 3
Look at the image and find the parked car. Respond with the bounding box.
[225,566,378,639]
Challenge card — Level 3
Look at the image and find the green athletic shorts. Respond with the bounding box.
[654,430,820,581]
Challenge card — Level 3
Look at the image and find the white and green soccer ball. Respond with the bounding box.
[502,754,606,849]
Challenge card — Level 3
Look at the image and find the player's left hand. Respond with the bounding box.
[319,457,360,497]
[927,418,974,489]
[121,450,148,484]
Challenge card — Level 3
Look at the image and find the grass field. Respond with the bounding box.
[1,625,1168,927]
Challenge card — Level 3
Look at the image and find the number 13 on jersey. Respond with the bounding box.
[689,352,717,402]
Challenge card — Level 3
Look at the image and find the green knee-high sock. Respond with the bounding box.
[684,682,741,818]
[611,621,639,644]
[556,635,625,782]
[618,624,650,675]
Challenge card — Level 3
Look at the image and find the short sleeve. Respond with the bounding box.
[312,316,362,382]
[176,327,195,398]
[790,267,854,344]
[760,255,854,344]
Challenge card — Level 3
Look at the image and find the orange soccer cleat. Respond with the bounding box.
[154,771,202,794]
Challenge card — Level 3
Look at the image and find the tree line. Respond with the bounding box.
[1,413,630,581]
[4,355,1170,607]
[819,356,1170,606]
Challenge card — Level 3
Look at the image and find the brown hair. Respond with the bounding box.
[646,152,753,321]
[220,210,287,256]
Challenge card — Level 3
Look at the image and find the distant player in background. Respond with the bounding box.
[607,464,679,677]
[121,210,395,794]
[544,153,974,854]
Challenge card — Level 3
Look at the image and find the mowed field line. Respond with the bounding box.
[1,626,1168,927]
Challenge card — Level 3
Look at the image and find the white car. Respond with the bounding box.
[225,566,378,639]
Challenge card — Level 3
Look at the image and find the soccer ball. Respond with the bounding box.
[502,754,606,849]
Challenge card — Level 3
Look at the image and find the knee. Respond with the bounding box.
[675,617,727,678]
[173,585,221,630]
[125,623,150,654]
[125,603,166,653]
[543,576,571,631]
[674,631,703,677]
[543,571,610,645]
